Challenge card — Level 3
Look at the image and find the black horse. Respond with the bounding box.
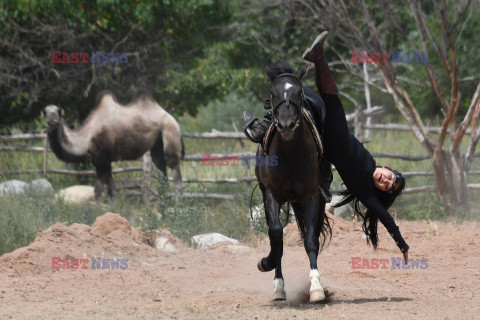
[255,62,332,302]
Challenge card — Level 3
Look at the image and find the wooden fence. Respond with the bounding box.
[1,107,479,200]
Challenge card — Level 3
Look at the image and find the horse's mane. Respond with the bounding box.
[265,61,296,81]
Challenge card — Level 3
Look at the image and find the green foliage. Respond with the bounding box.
[0,0,237,125]
[0,192,100,255]
[179,91,263,132]
[151,194,252,246]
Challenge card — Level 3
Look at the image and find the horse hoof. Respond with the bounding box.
[257,258,273,272]
[309,289,326,302]
[273,278,286,301]
[273,289,287,301]
[257,259,265,272]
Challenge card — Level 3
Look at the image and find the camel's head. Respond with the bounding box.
[42,105,64,129]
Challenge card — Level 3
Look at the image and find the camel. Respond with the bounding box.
[42,89,185,198]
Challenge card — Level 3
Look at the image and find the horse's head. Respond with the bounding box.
[265,62,308,141]
[42,105,64,129]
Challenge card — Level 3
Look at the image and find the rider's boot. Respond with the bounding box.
[243,111,272,143]
[302,31,339,95]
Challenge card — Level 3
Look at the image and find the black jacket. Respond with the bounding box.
[304,88,409,252]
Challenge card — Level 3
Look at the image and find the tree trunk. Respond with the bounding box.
[432,147,447,203]
[446,153,469,205]
[435,148,469,206]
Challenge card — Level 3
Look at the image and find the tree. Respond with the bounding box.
[268,0,479,205]
[0,0,237,126]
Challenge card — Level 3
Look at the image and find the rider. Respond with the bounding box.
[243,31,409,259]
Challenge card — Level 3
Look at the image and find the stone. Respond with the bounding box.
[29,178,54,195]
[0,180,29,195]
[55,185,95,204]
[326,195,353,218]
[191,233,239,248]
[155,237,178,253]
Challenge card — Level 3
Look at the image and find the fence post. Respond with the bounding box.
[142,151,152,202]
[43,134,48,175]
[231,119,252,195]
[354,104,364,140]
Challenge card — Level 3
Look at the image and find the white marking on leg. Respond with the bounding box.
[309,269,325,302]
[309,269,322,291]
[273,278,286,300]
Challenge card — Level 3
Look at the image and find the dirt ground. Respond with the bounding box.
[0,212,479,320]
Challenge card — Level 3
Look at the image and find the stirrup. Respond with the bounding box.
[243,111,260,143]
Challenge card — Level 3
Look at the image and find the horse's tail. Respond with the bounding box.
[291,202,332,251]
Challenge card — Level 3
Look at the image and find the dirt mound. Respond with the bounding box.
[0,212,159,278]
[0,218,479,319]
[90,212,143,246]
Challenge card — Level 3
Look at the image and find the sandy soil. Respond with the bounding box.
[0,212,479,320]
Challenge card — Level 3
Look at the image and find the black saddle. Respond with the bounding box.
[303,86,327,136]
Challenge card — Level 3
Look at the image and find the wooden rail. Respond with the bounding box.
[1,118,479,198]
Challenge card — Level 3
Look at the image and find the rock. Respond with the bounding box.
[326,195,353,218]
[191,233,239,248]
[250,204,264,222]
[362,234,379,240]
[0,180,29,195]
[143,229,187,253]
[250,204,295,226]
[155,237,178,253]
[29,178,54,195]
[55,185,95,204]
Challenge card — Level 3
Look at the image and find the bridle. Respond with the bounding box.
[269,73,305,128]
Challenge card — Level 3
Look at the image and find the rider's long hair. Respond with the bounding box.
[334,172,406,249]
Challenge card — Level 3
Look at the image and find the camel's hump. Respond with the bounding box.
[131,88,154,103]
[94,90,118,109]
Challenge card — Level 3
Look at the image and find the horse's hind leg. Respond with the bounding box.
[302,195,325,302]
[258,190,286,301]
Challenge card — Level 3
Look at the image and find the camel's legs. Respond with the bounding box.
[105,163,116,198]
[94,158,116,199]
[171,164,185,193]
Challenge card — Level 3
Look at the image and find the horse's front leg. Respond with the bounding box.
[302,194,326,302]
[258,190,286,301]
